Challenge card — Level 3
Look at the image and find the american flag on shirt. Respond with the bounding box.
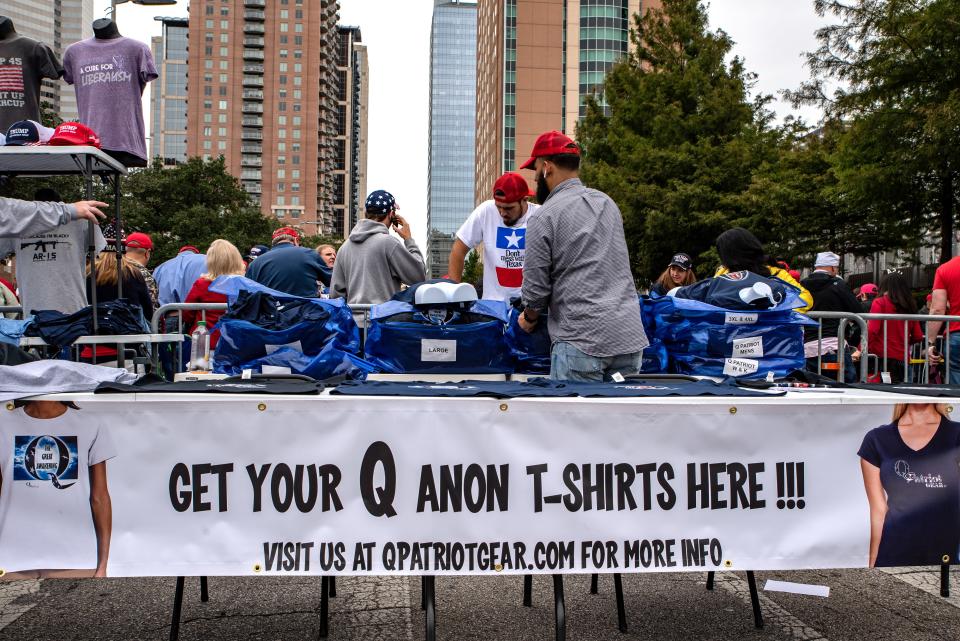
[0,64,24,92]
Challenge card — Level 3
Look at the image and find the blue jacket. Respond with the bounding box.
[245,243,332,298]
[153,252,208,306]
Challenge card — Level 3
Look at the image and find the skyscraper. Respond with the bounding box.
[475,0,659,202]
[427,0,477,277]
[2,0,94,122]
[333,25,368,238]
[150,17,188,166]
[186,0,341,235]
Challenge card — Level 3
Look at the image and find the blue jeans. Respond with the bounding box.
[550,341,642,382]
[949,333,960,385]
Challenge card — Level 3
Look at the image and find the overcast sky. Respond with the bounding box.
[94,0,827,248]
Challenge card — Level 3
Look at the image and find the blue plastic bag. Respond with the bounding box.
[220,343,377,381]
[365,299,511,374]
[503,305,551,374]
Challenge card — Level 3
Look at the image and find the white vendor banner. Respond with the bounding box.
[1,397,958,578]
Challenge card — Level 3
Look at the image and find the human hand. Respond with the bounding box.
[72,200,108,224]
[391,214,412,240]
[928,345,943,364]
[852,350,862,362]
[518,312,537,333]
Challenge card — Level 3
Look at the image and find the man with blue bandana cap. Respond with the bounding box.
[330,189,426,311]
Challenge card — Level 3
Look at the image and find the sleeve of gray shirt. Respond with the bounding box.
[389,238,427,286]
[521,213,553,312]
[0,197,76,238]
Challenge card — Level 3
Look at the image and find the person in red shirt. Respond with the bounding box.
[927,255,960,384]
[868,271,922,383]
[182,239,246,348]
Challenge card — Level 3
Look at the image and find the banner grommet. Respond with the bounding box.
[494,564,503,572]
[724,560,733,568]
[943,555,951,563]
[257,403,267,412]
[729,407,737,415]
[4,402,13,411]
[948,406,954,414]
[0,568,5,577]
[253,563,262,573]
[499,403,508,412]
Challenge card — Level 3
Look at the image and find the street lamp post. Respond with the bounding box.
[110,0,178,22]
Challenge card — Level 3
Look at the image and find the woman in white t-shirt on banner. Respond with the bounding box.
[447,172,539,301]
[0,400,115,579]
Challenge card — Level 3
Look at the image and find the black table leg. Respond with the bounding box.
[706,571,715,591]
[425,576,437,641]
[942,562,951,598]
[169,576,185,641]
[523,574,533,607]
[421,576,427,611]
[614,573,627,633]
[590,573,598,594]
[746,571,763,629]
[199,576,208,603]
[553,574,566,641]
[329,576,337,598]
[319,576,329,638]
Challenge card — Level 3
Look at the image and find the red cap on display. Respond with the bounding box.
[179,245,200,254]
[48,122,101,148]
[492,172,534,203]
[519,130,580,170]
[272,226,301,241]
[126,232,153,250]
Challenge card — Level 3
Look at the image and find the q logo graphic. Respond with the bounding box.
[13,435,79,489]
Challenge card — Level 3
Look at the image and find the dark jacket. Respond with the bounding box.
[801,270,862,345]
[245,242,332,298]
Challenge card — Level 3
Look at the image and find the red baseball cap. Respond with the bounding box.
[272,226,301,241]
[179,245,200,254]
[126,232,153,250]
[492,172,534,203]
[48,122,101,148]
[519,130,580,170]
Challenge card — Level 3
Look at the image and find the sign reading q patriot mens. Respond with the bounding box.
[1,396,955,577]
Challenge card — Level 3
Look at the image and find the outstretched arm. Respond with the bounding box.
[89,462,112,577]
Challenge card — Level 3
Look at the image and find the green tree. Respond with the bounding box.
[121,156,277,263]
[578,0,780,282]
[462,249,483,297]
[791,0,960,261]
[300,234,344,251]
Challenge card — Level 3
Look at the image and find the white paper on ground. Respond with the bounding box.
[763,580,830,597]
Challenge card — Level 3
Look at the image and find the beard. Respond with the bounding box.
[536,172,551,205]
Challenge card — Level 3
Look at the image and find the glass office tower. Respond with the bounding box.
[427,0,478,278]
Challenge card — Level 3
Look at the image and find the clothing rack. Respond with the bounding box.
[0,146,127,337]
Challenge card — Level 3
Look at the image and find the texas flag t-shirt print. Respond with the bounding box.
[495,226,525,288]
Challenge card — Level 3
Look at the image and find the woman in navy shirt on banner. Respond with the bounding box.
[858,403,960,567]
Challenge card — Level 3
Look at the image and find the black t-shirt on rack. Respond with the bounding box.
[0,35,63,131]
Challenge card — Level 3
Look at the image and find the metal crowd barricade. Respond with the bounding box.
[805,311,960,384]
[0,305,23,319]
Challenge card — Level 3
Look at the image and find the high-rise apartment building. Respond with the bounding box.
[186,0,341,235]
[332,25,368,238]
[150,17,188,166]
[2,0,93,122]
[427,0,477,277]
[475,0,658,203]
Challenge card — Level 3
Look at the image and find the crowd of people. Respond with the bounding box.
[0,129,956,384]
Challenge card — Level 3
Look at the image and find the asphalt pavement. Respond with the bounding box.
[2,567,959,640]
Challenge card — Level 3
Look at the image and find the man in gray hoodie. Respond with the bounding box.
[330,190,426,307]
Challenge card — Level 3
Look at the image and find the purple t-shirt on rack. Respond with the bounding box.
[62,37,158,161]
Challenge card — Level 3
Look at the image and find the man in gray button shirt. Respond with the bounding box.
[517,130,647,381]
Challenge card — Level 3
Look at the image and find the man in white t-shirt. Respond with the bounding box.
[0,400,115,577]
[447,172,539,301]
